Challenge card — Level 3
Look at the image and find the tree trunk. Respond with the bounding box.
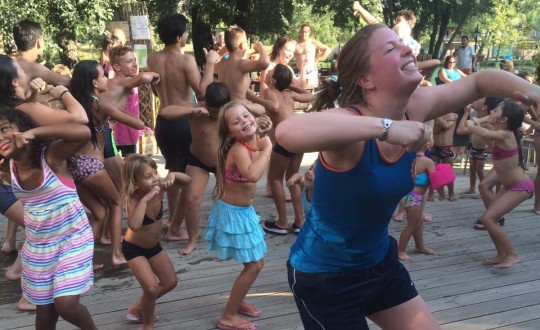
[232,0,255,34]
[190,3,213,69]
[56,28,78,69]
[433,5,451,60]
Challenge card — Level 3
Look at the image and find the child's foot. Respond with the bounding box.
[423,212,433,222]
[17,296,36,311]
[238,302,262,318]
[1,241,17,255]
[218,316,258,330]
[482,255,503,265]
[93,263,104,271]
[393,212,405,222]
[494,255,521,268]
[460,188,475,195]
[98,236,112,245]
[112,254,127,266]
[414,247,436,255]
[438,193,446,201]
[5,265,22,281]
[448,195,458,202]
[398,251,412,262]
[179,242,198,255]
[532,209,540,216]
[165,228,190,241]
[426,194,434,202]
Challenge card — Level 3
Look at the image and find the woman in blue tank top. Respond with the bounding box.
[275,23,540,330]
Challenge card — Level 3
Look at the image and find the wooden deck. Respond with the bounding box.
[2,153,540,329]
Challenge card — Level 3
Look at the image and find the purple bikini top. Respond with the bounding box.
[491,144,518,161]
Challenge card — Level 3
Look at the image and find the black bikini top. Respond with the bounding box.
[142,203,163,226]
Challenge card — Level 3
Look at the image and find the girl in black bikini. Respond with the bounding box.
[121,154,191,327]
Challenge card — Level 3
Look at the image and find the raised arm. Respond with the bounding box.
[352,1,380,24]
[186,50,220,98]
[411,69,540,122]
[290,85,315,104]
[232,136,272,182]
[239,42,270,74]
[456,104,472,135]
[31,62,71,87]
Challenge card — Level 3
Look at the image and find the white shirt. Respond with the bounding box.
[456,45,475,69]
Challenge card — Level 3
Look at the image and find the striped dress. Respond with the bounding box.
[10,150,94,305]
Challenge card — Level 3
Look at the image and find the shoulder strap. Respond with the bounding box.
[344,104,362,116]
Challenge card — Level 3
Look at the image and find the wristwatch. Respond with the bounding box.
[379,118,393,141]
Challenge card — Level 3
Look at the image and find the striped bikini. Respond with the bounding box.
[10,150,94,305]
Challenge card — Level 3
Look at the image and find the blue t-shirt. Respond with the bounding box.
[289,106,416,272]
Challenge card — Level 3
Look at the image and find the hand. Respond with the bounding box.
[257,115,273,134]
[14,131,35,148]
[385,120,427,152]
[204,48,220,64]
[286,172,303,188]
[193,107,209,116]
[142,185,160,202]
[464,104,473,113]
[513,91,539,113]
[257,135,272,152]
[151,73,160,84]
[252,42,265,55]
[47,85,69,101]
[28,78,45,92]
[353,1,362,15]
[161,173,176,189]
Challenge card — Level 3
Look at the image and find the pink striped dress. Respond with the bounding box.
[10,150,94,305]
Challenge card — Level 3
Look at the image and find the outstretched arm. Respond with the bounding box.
[159,103,208,120]
[352,1,380,24]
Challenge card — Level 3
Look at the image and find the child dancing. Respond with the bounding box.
[206,101,271,330]
[398,126,437,261]
[121,154,191,328]
[466,100,532,268]
[0,108,96,329]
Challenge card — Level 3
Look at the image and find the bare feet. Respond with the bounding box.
[393,212,405,222]
[448,195,458,202]
[494,255,521,268]
[179,243,197,255]
[98,236,112,245]
[438,193,446,201]
[5,265,22,281]
[93,263,104,271]
[482,255,502,265]
[460,188,475,195]
[218,315,257,330]
[17,296,36,311]
[398,251,412,262]
[238,301,262,318]
[423,212,433,222]
[112,254,127,266]
[532,209,540,216]
[426,194,434,202]
[1,241,17,255]
[414,247,436,255]
[165,228,190,241]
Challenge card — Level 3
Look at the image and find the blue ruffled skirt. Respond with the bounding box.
[205,200,267,262]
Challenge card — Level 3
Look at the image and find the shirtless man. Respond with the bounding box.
[293,24,331,88]
[218,25,270,101]
[428,113,458,202]
[147,13,219,241]
[250,64,313,234]
[12,19,70,87]
[456,99,490,195]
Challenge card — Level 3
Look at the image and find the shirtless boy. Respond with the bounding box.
[13,19,70,87]
[294,24,331,88]
[250,64,313,234]
[147,13,219,241]
[218,25,270,101]
[428,113,458,202]
[456,99,490,194]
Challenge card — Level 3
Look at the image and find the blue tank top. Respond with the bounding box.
[443,68,462,81]
[289,106,416,272]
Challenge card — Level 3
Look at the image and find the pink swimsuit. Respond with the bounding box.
[224,146,253,184]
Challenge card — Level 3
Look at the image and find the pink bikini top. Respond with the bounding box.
[224,146,253,184]
[491,145,519,161]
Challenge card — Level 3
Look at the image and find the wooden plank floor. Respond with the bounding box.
[2,153,540,329]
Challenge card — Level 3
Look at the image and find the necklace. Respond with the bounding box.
[236,138,260,152]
